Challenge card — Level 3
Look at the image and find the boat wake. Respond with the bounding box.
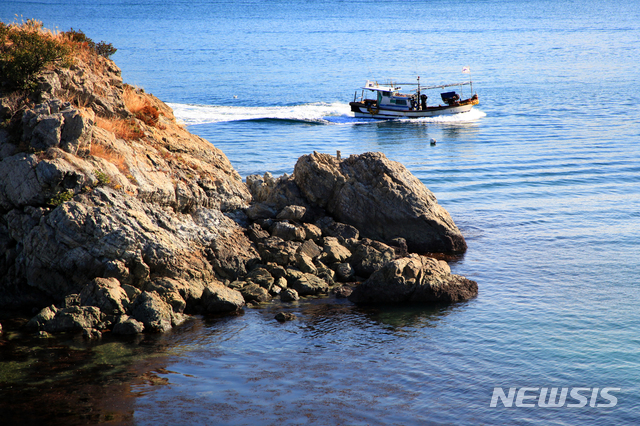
[168,102,485,125]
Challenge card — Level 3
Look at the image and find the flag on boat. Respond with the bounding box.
[462,66,471,74]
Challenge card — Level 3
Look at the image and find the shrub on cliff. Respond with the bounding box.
[0,20,71,90]
[0,21,117,92]
[62,28,117,59]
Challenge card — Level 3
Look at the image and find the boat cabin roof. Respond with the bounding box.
[362,80,396,92]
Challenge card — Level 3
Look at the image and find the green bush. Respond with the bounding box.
[94,169,111,186]
[47,189,74,206]
[62,28,117,58]
[0,21,71,90]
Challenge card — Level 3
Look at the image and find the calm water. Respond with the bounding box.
[1,1,640,424]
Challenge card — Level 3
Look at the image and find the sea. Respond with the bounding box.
[1,1,639,425]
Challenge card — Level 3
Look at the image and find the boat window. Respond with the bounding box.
[395,99,407,105]
[382,91,390,96]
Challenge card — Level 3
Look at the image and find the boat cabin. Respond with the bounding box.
[361,81,414,111]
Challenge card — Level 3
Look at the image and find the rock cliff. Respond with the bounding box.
[0,26,476,336]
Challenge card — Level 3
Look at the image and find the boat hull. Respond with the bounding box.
[350,97,479,120]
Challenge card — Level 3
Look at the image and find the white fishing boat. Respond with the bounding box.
[349,76,479,119]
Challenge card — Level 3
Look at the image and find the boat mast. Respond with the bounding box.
[417,76,421,110]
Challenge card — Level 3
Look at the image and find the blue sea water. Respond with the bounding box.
[2,0,640,424]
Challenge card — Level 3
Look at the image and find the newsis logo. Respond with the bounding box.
[490,387,620,408]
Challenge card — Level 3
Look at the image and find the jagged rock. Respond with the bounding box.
[256,236,301,266]
[320,220,360,241]
[322,237,351,263]
[201,283,245,312]
[298,239,322,259]
[294,152,467,253]
[209,228,261,280]
[246,223,270,242]
[334,263,354,282]
[275,312,296,322]
[277,205,306,221]
[349,239,396,278]
[240,283,271,303]
[146,277,187,313]
[302,223,322,241]
[271,221,306,241]
[295,252,317,274]
[130,291,174,333]
[280,288,299,302]
[269,285,282,296]
[288,273,329,296]
[0,153,48,208]
[121,284,142,302]
[246,173,310,214]
[348,254,478,304]
[245,267,275,290]
[264,263,287,279]
[43,306,106,333]
[228,280,246,290]
[245,202,277,221]
[274,277,288,290]
[26,305,58,330]
[112,315,145,335]
[316,265,336,287]
[334,286,353,298]
[79,277,129,315]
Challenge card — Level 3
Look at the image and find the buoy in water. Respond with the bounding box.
[430,138,437,145]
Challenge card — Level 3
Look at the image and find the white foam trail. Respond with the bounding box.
[167,102,486,125]
[167,102,352,125]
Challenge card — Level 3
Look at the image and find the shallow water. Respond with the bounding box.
[1,0,640,424]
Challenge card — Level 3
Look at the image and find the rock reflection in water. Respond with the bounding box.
[0,317,192,426]
[0,299,471,425]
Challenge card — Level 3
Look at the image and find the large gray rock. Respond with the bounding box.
[240,283,271,303]
[256,236,301,266]
[43,306,106,333]
[201,283,245,312]
[26,305,58,330]
[79,277,129,315]
[348,254,477,304]
[130,291,174,333]
[289,273,330,296]
[245,267,275,290]
[294,152,467,253]
[271,221,306,241]
[321,237,351,263]
[112,315,145,335]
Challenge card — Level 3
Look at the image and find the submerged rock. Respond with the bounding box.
[275,312,296,322]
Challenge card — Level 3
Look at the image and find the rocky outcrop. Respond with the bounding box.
[293,151,467,253]
[0,34,476,336]
[0,44,254,335]
[348,254,478,304]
